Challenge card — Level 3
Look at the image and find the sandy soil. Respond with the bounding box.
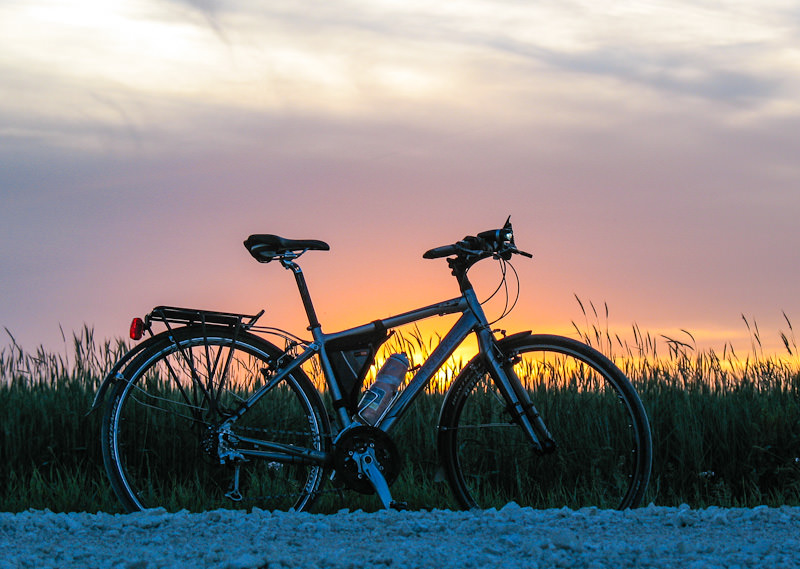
[2,504,799,568]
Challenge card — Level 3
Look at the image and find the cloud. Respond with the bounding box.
[162,0,230,43]
[4,0,796,137]
[1,0,799,351]
[493,38,776,104]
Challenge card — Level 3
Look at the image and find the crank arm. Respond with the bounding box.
[354,448,394,509]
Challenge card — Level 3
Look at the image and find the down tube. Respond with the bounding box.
[376,312,478,433]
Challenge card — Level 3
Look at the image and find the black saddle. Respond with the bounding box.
[244,234,330,263]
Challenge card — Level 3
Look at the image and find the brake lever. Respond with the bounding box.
[454,238,488,256]
[503,244,532,259]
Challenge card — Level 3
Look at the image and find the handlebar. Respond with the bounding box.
[422,244,460,259]
[423,217,532,262]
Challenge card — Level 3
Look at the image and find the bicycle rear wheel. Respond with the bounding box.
[438,334,651,510]
[102,326,330,512]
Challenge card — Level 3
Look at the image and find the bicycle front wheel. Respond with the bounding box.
[102,326,330,512]
[438,334,651,510]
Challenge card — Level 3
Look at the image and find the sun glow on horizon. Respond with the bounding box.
[1,0,799,366]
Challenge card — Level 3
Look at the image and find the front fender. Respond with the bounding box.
[495,330,533,351]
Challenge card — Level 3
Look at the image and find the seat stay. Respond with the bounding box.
[220,344,319,426]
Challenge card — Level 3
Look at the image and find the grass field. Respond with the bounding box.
[1,318,799,513]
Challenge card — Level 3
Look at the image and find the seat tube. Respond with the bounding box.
[311,329,353,428]
[281,260,350,426]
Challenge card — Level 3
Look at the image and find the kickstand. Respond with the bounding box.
[225,463,243,502]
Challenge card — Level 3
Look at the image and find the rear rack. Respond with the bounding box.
[145,306,264,330]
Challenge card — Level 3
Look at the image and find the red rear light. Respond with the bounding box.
[130,318,145,340]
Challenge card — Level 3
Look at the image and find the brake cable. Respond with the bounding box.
[475,252,522,326]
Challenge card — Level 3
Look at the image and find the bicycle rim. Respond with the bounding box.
[103,327,329,512]
[439,335,651,510]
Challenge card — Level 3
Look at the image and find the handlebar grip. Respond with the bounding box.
[423,244,460,259]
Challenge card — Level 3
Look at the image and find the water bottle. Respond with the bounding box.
[357,353,409,424]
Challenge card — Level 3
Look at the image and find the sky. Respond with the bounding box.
[1,0,799,359]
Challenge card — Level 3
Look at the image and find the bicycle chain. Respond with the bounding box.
[237,424,335,441]
[225,484,341,506]
[223,424,337,506]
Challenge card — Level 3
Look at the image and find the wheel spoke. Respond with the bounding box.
[102,327,329,513]
[438,335,651,510]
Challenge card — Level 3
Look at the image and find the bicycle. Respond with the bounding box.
[93,218,652,512]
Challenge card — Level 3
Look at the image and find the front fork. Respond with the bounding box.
[482,337,556,454]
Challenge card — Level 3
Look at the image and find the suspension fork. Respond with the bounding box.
[479,330,556,454]
[460,281,555,453]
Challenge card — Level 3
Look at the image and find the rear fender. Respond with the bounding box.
[87,333,165,415]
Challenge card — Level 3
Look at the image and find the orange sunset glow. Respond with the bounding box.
[1,0,799,360]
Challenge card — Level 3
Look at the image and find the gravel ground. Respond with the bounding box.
[1,504,799,569]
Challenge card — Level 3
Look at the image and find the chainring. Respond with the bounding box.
[332,425,402,494]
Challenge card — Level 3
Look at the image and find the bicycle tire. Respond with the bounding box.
[101,325,330,512]
[438,334,652,510]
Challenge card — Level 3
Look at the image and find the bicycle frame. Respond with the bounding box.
[100,223,651,512]
[219,256,548,467]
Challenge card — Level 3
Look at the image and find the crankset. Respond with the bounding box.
[332,425,402,507]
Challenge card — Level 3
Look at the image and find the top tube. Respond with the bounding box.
[322,297,468,345]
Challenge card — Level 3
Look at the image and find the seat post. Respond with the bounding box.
[281,258,321,330]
